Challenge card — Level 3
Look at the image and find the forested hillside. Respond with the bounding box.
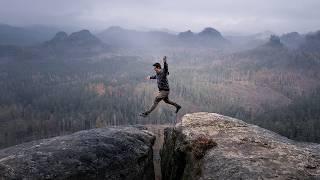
[0,28,320,148]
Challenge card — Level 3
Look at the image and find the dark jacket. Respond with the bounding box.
[150,61,170,91]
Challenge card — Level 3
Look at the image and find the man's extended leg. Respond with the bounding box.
[143,96,163,116]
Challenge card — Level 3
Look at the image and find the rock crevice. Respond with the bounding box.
[160,112,320,180]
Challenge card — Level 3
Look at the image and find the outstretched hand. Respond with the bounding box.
[145,76,150,80]
[163,56,167,63]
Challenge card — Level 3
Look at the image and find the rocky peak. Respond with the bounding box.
[178,30,195,39]
[52,31,68,41]
[161,112,320,180]
[43,29,107,56]
[68,29,101,44]
[196,27,228,47]
[198,27,222,37]
[46,29,101,46]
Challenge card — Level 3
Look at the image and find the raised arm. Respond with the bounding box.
[163,56,168,74]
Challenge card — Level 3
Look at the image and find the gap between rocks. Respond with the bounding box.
[146,124,172,180]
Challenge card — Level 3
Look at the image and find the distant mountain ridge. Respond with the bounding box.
[300,31,320,53]
[177,27,228,47]
[98,26,229,48]
[0,29,109,59]
[280,32,304,49]
[41,30,108,57]
[0,23,319,52]
[45,30,103,47]
[0,24,59,46]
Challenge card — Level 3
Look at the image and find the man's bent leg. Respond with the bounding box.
[163,97,180,107]
[162,91,180,108]
[163,91,182,113]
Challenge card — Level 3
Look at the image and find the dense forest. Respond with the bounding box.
[0,28,320,148]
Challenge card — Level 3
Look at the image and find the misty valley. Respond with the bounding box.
[0,25,320,150]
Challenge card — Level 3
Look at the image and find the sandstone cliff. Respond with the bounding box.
[1,113,320,180]
[161,112,320,180]
[0,127,155,180]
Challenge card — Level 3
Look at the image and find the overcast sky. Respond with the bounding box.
[0,0,319,34]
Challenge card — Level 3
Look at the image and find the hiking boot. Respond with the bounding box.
[139,112,148,117]
[175,105,181,113]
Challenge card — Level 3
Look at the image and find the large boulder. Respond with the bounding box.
[0,127,155,180]
[161,112,320,180]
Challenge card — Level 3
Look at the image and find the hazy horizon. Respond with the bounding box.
[1,0,320,35]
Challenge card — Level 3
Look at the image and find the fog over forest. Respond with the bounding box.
[0,0,320,149]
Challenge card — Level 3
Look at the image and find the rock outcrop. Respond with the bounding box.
[0,127,155,180]
[46,30,103,47]
[41,29,108,57]
[178,30,195,39]
[198,27,223,39]
[161,112,320,180]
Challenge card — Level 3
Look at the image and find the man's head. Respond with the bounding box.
[153,62,161,73]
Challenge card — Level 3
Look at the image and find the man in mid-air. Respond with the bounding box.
[139,56,181,117]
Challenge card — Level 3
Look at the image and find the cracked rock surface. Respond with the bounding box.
[161,112,320,180]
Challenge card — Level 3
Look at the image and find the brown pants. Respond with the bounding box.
[145,90,180,114]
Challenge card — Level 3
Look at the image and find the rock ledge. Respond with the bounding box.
[0,127,155,180]
[161,112,320,180]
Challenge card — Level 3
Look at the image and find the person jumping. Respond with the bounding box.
[139,56,181,117]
